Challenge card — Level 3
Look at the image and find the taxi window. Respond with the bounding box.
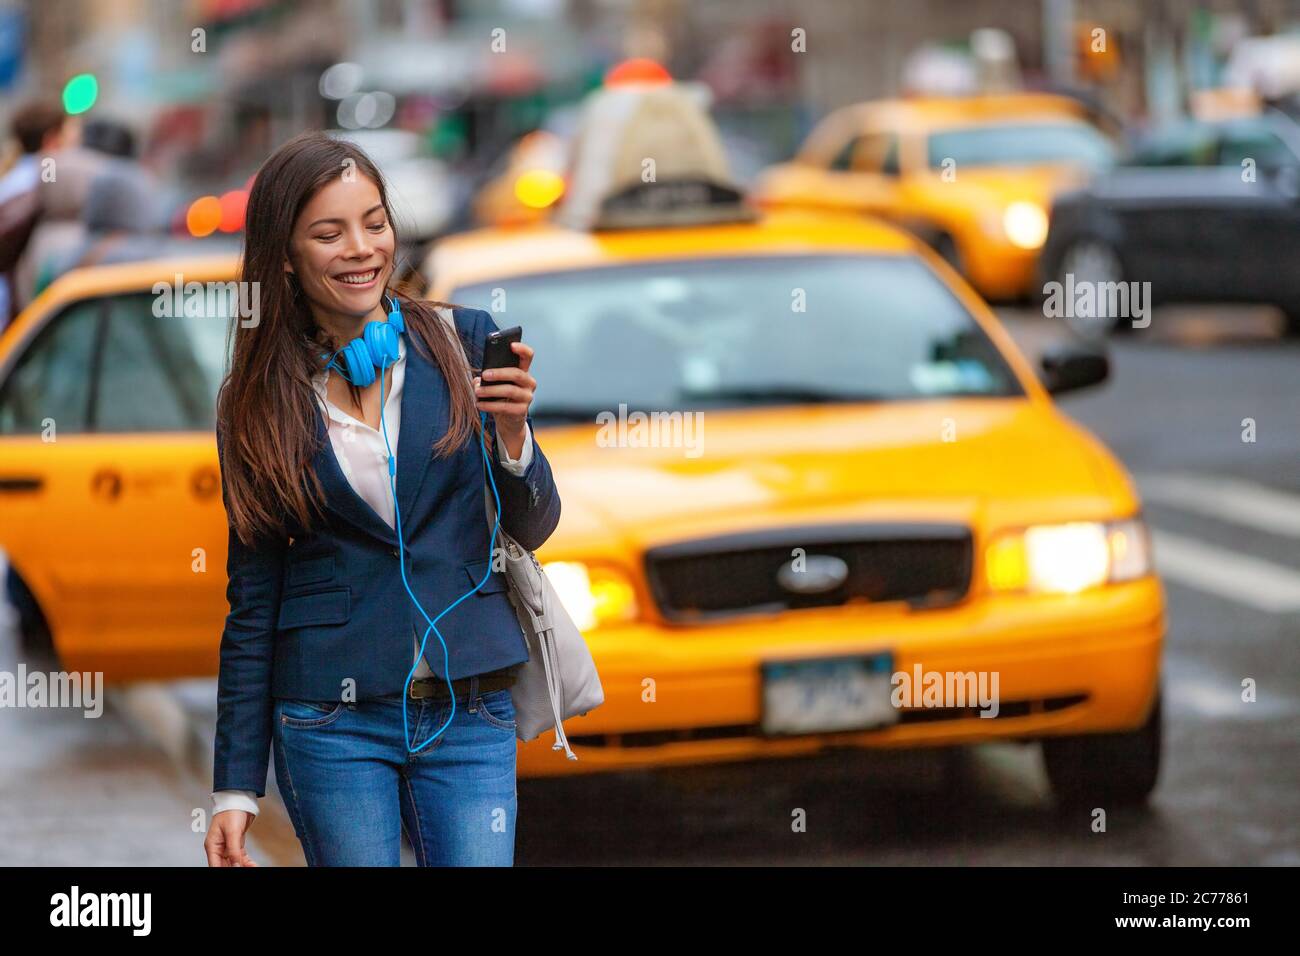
[927,122,1115,171]
[857,132,899,174]
[829,136,859,171]
[92,292,228,432]
[451,254,1023,419]
[0,298,100,434]
[1216,127,1296,168]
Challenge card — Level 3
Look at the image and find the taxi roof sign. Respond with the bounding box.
[556,82,756,231]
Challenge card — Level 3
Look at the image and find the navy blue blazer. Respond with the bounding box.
[213,306,561,796]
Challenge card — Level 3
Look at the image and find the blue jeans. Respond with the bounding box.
[272,675,518,866]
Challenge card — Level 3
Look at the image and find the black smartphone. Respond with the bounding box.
[479,326,522,402]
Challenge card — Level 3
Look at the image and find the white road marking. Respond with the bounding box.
[1164,668,1295,720]
[1151,529,1300,614]
[1139,473,1300,538]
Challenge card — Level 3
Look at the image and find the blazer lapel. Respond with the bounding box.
[311,402,399,547]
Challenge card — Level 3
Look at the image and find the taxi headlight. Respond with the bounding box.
[986,518,1152,594]
[1002,201,1049,250]
[541,561,638,629]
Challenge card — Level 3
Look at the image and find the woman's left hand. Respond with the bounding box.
[474,341,536,456]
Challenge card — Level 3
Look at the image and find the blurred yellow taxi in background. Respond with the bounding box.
[0,256,236,678]
[421,79,1166,804]
[472,129,569,228]
[750,93,1117,300]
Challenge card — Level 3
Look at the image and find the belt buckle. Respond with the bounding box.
[408,679,436,700]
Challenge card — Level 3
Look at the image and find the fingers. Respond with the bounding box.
[475,381,532,404]
[475,357,535,423]
[206,813,256,868]
[479,366,535,391]
[204,832,225,868]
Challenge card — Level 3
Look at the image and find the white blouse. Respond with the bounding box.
[212,335,534,819]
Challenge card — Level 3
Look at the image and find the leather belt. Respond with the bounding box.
[407,665,518,701]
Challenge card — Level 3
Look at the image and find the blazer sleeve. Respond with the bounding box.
[460,307,562,553]
[212,424,288,797]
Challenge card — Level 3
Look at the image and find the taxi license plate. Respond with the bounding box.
[760,652,897,736]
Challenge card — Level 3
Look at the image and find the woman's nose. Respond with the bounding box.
[341,224,374,258]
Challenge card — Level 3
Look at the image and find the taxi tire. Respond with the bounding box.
[1041,689,1162,807]
[5,566,54,657]
[1280,304,1300,338]
[1051,236,1133,338]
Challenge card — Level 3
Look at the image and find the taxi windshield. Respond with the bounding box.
[927,121,1116,170]
[450,254,1024,421]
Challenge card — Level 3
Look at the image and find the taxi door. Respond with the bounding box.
[0,290,230,680]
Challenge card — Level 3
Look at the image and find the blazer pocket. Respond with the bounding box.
[463,558,508,594]
[288,554,335,588]
[277,587,351,630]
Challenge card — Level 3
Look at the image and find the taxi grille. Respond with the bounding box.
[645,523,972,621]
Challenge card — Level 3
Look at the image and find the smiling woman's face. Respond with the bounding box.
[285,174,395,323]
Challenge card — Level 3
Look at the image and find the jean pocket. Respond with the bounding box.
[474,688,517,732]
[279,698,346,728]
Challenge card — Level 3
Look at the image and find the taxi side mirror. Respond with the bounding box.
[1039,342,1109,395]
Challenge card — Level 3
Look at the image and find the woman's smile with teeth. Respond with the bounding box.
[336,269,378,286]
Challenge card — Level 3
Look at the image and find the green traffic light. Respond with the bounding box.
[62,74,98,115]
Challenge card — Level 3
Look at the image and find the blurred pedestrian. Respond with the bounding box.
[0,97,72,328]
[38,159,163,290]
[11,143,106,308]
[80,116,138,160]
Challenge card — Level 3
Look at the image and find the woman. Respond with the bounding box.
[203,131,560,867]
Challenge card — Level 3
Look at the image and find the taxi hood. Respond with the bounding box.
[533,399,1135,555]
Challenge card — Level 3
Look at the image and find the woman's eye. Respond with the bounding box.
[367,221,388,232]
[315,233,341,242]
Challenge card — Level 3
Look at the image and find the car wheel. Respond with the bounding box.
[1041,689,1162,807]
[1280,304,1300,338]
[1055,237,1129,339]
[4,565,55,657]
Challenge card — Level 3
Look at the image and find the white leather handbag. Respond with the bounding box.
[483,485,604,757]
[434,305,605,758]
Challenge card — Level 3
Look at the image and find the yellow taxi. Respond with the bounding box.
[750,93,1117,300]
[0,257,236,679]
[422,81,1166,804]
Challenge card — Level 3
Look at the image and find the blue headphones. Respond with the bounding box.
[319,294,407,387]
[319,292,504,754]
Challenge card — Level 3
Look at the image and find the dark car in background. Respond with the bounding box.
[1040,109,1300,336]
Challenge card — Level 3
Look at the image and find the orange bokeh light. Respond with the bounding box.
[186,195,222,237]
[218,190,248,232]
[604,58,672,87]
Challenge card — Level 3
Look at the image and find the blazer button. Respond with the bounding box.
[391,547,400,557]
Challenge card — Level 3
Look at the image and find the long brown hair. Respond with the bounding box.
[217,131,480,547]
